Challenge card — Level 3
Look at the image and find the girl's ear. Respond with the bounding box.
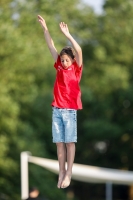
[73,58,76,62]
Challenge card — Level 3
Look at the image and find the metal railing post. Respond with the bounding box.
[106,182,112,200]
[20,151,31,200]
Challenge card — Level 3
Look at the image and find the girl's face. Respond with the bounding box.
[60,54,74,69]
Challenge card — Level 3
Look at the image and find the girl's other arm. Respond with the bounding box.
[38,15,58,62]
[59,22,82,67]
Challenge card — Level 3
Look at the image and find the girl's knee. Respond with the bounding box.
[66,142,75,148]
[56,142,65,147]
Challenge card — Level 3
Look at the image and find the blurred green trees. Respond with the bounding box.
[0,0,133,200]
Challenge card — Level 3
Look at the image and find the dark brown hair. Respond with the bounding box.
[60,46,75,59]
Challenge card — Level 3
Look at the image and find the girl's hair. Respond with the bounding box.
[60,46,75,59]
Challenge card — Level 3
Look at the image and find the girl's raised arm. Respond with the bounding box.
[59,22,82,67]
[38,15,58,62]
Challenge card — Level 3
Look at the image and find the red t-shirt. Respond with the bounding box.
[51,56,83,110]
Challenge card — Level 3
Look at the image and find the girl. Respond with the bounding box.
[38,15,83,189]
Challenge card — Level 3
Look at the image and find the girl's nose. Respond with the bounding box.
[64,61,67,65]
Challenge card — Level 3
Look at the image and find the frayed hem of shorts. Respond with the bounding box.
[52,141,77,143]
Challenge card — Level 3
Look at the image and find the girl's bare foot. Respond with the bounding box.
[61,172,72,188]
[57,170,66,188]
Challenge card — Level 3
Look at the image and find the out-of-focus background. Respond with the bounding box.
[0,0,133,199]
[83,0,104,14]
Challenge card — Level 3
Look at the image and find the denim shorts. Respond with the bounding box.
[52,107,77,143]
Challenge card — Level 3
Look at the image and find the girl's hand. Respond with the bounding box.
[59,22,70,37]
[38,15,47,31]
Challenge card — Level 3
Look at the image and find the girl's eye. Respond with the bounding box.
[61,60,69,62]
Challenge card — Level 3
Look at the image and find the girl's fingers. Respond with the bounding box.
[38,15,44,22]
[38,15,41,19]
[60,22,66,26]
[38,15,42,19]
[60,23,67,30]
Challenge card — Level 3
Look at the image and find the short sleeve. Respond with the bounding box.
[54,55,61,69]
[74,61,83,82]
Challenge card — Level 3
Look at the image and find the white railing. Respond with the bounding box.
[21,151,133,200]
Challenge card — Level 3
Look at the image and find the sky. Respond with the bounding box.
[82,0,104,14]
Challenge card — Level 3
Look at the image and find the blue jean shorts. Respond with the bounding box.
[52,107,77,143]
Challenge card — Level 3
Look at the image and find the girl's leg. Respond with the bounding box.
[61,142,75,188]
[56,142,67,188]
